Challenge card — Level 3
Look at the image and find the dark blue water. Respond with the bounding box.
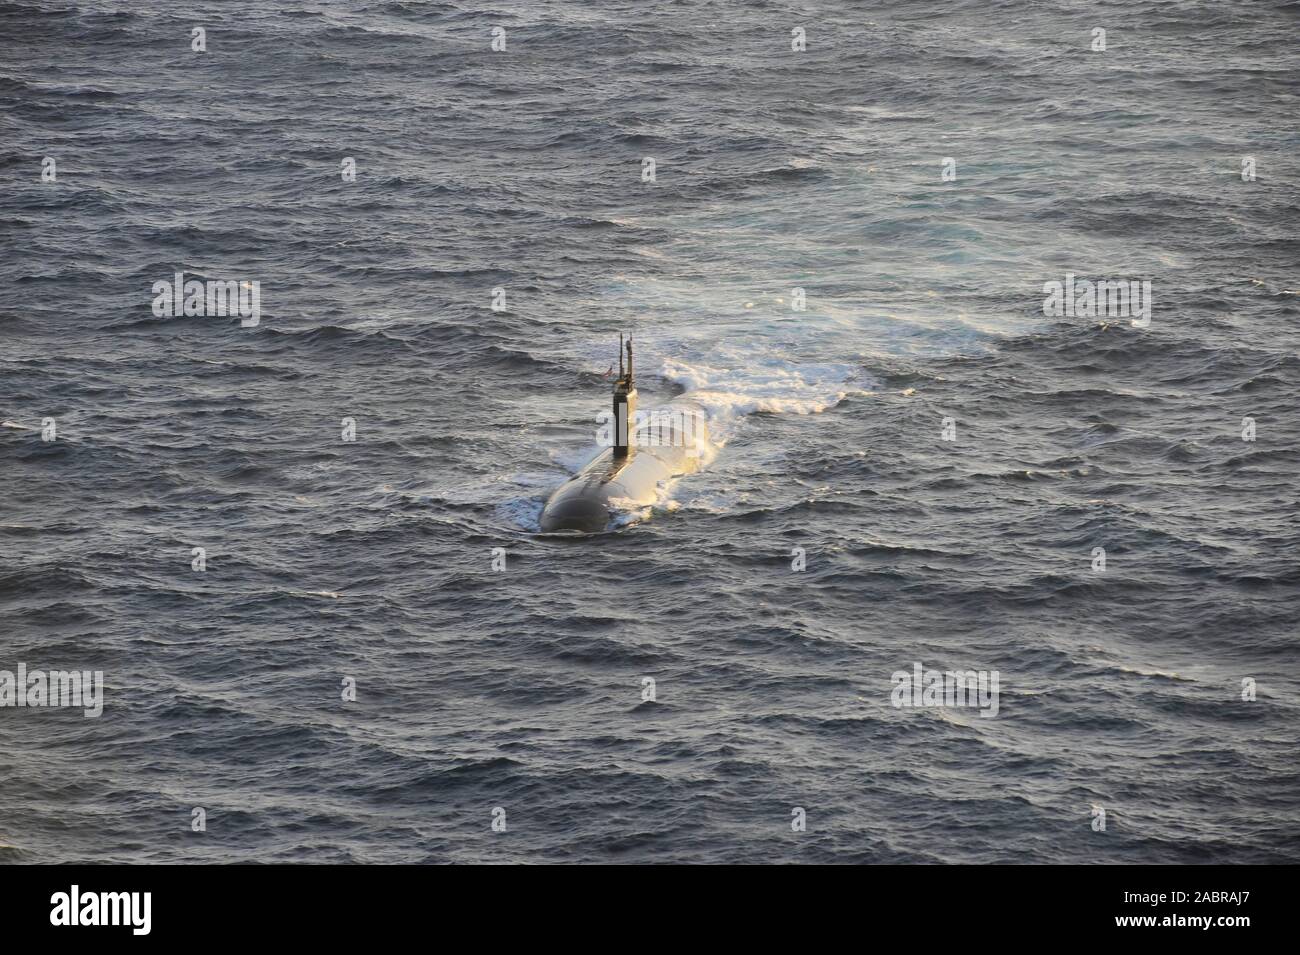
[2,0,1298,863]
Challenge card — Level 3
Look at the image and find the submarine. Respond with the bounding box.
[540,336,708,533]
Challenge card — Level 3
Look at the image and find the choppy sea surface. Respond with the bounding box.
[2,0,1299,863]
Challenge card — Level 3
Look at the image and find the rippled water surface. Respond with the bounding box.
[2,0,1299,863]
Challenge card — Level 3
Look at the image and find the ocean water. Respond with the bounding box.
[2,0,1299,863]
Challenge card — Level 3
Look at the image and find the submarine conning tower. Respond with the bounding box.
[613,334,637,459]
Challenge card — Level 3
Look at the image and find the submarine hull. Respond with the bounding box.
[539,404,708,533]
